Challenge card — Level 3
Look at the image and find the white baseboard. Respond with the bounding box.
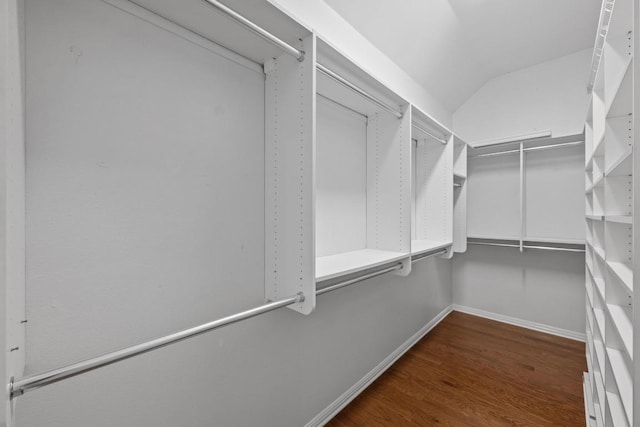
[452,304,586,342]
[305,305,453,427]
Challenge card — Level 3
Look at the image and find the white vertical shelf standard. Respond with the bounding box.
[265,35,316,314]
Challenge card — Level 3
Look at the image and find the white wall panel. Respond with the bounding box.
[467,154,520,239]
[525,145,585,242]
[316,97,367,257]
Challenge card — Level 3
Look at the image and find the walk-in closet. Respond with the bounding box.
[0,0,637,426]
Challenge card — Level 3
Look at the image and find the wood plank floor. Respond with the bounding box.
[327,311,586,427]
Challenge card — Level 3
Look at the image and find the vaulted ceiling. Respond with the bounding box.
[322,0,601,112]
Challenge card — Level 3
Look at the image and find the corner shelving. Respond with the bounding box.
[583,0,635,423]
[452,135,468,256]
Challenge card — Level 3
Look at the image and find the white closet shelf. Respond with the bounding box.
[607,304,633,358]
[606,56,633,118]
[586,215,605,221]
[587,307,595,337]
[593,402,604,427]
[593,309,607,344]
[593,246,606,262]
[315,249,408,282]
[129,0,310,65]
[607,261,633,294]
[589,174,605,192]
[606,391,629,427]
[583,374,594,422]
[593,363,606,416]
[411,240,451,256]
[594,277,606,301]
[587,138,605,166]
[466,234,520,241]
[586,281,595,308]
[605,149,633,177]
[605,215,633,224]
[453,172,467,180]
[607,347,633,425]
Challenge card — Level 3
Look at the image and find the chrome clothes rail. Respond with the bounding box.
[411,249,448,262]
[202,0,305,61]
[316,64,403,119]
[412,124,448,145]
[11,249,448,399]
[11,293,305,398]
[467,238,585,253]
[473,140,584,158]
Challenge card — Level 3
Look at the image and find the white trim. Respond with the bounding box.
[305,305,453,427]
[452,304,586,342]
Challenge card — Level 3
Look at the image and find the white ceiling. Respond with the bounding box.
[322,0,601,112]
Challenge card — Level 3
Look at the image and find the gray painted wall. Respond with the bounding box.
[453,246,585,335]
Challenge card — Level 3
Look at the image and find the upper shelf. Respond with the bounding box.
[127,0,311,66]
[317,38,409,118]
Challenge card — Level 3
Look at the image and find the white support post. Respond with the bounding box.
[265,34,316,314]
[520,142,525,252]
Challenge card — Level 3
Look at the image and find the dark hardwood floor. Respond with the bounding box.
[327,311,586,427]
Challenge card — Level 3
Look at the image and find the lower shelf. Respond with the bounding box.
[607,348,633,425]
[315,249,408,282]
[607,261,633,294]
[607,391,629,427]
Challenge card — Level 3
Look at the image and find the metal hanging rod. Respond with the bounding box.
[316,263,403,296]
[317,93,368,120]
[474,141,584,158]
[468,241,585,253]
[10,248,449,399]
[474,149,519,158]
[316,64,403,119]
[473,130,552,149]
[11,292,305,398]
[412,249,448,262]
[201,0,305,61]
[412,124,448,145]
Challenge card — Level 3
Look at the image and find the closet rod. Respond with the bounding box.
[316,264,403,296]
[316,64,403,119]
[468,242,585,253]
[10,292,305,398]
[412,249,448,262]
[412,124,448,144]
[473,130,552,149]
[317,93,368,120]
[10,249,447,399]
[474,141,584,158]
[201,0,305,61]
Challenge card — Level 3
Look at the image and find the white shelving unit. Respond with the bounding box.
[267,32,456,310]
[410,106,453,259]
[467,134,585,251]
[583,0,635,424]
[452,136,468,255]
[314,39,412,282]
